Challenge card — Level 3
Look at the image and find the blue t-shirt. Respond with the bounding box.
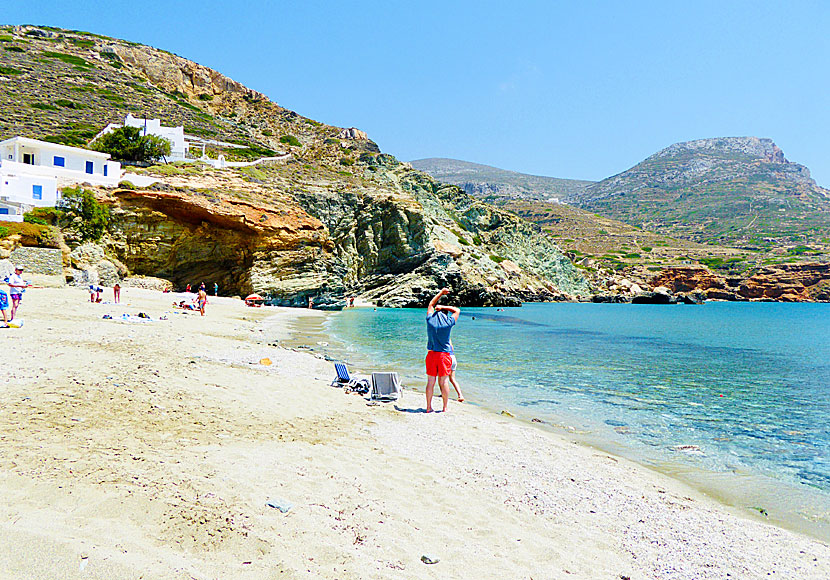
[426,310,456,352]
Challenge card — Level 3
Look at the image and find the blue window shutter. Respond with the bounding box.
[32,185,43,200]
[53,156,65,167]
[85,161,94,174]
[0,208,9,215]
[104,164,108,177]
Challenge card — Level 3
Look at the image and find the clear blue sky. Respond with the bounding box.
[5,1,830,184]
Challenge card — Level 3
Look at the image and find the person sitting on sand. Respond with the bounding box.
[197,287,207,316]
[425,287,460,413]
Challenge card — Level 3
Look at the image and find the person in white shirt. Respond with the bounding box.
[7,266,27,321]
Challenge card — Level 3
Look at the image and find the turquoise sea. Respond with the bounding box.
[320,302,830,539]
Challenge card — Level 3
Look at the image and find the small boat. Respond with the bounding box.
[245,293,265,307]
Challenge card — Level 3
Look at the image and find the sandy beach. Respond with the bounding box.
[1,286,829,579]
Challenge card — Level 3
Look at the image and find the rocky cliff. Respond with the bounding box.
[0,25,588,306]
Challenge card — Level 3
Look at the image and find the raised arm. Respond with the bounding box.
[427,287,450,315]
[436,304,460,321]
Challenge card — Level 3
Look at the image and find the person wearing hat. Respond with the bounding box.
[7,265,27,321]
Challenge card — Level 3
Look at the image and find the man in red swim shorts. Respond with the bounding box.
[425,287,460,412]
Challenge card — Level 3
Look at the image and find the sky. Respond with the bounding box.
[5,1,830,185]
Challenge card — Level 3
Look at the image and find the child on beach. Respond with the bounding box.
[113,283,121,304]
[448,341,465,402]
[0,287,9,327]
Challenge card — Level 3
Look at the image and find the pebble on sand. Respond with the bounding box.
[421,554,440,565]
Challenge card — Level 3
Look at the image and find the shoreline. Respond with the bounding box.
[1,287,828,579]
[290,305,830,544]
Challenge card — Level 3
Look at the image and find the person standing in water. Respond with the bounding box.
[424,287,460,413]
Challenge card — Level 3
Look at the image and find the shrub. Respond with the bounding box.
[490,255,506,263]
[339,157,354,166]
[623,253,641,259]
[324,138,339,145]
[198,93,213,101]
[118,180,136,190]
[0,65,22,75]
[261,129,273,136]
[53,98,85,109]
[92,126,171,162]
[0,226,8,237]
[279,135,301,147]
[31,102,58,110]
[41,50,89,67]
[0,35,13,42]
[4,45,24,52]
[23,214,48,225]
[457,237,470,246]
[58,186,110,241]
[640,246,652,252]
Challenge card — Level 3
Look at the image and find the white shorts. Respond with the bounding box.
[450,354,457,371]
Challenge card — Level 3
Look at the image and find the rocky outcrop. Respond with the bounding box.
[649,264,830,302]
[97,185,332,296]
[337,128,368,140]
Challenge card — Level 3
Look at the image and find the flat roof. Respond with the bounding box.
[0,136,111,160]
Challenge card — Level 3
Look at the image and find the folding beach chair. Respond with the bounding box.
[331,363,370,394]
[370,372,403,402]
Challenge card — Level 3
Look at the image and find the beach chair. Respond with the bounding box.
[371,372,403,402]
[331,363,370,394]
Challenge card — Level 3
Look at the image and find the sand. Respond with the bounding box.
[1,286,828,579]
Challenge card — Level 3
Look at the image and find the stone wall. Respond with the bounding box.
[7,247,64,276]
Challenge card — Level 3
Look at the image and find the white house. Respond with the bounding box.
[0,137,121,222]
[97,114,188,160]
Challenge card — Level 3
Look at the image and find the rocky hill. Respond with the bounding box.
[574,137,830,249]
[0,25,588,306]
[410,158,593,202]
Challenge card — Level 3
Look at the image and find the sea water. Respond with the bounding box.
[321,302,830,538]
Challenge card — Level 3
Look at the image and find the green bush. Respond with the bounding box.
[339,157,354,166]
[92,126,171,162]
[623,253,641,259]
[279,135,301,147]
[4,45,24,53]
[42,50,89,67]
[54,98,85,109]
[490,255,506,263]
[0,65,22,75]
[324,138,339,145]
[23,214,48,225]
[0,35,13,42]
[640,246,652,252]
[198,93,213,101]
[118,180,136,190]
[31,102,58,110]
[0,226,8,237]
[261,129,273,136]
[457,237,470,246]
[58,186,110,241]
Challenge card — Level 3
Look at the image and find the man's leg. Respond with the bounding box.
[425,375,437,412]
[10,296,20,320]
[437,375,450,412]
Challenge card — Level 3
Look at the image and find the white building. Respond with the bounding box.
[97,114,188,160]
[0,137,121,222]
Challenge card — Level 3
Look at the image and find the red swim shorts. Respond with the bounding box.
[425,350,453,377]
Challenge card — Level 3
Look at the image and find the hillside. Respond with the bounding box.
[410,157,593,202]
[574,137,830,250]
[0,25,588,305]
